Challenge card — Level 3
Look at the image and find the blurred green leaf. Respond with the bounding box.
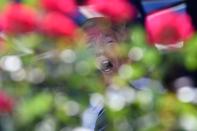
[17,92,53,125]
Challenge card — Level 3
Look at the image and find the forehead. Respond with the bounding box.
[83,18,114,38]
[82,18,111,31]
[82,18,117,46]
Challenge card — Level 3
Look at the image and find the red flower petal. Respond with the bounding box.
[88,0,135,22]
[41,12,77,37]
[0,16,3,31]
[0,17,4,49]
[146,10,194,45]
[2,3,37,34]
[0,91,14,113]
[176,14,194,41]
[40,0,77,14]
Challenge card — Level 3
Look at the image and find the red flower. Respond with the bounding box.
[0,91,14,113]
[0,16,3,31]
[41,12,77,37]
[88,0,136,22]
[2,3,37,34]
[0,17,5,49]
[40,0,77,14]
[146,11,194,45]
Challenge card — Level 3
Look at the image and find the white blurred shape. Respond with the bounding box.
[79,6,104,19]
[174,76,193,89]
[108,84,120,90]
[35,118,55,131]
[27,68,45,84]
[128,47,144,61]
[1,55,22,72]
[60,49,76,64]
[66,100,80,116]
[191,89,197,104]
[72,127,91,131]
[10,69,26,81]
[90,93,104,108]
[177,86,195,103]
[106,90,126,111]
[155,41,183,50]
[82,108,100,130]
[120,87,136,104]
[180,115,197,131]
[118,64,133,80]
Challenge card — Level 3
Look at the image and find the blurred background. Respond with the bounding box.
[0,0,197,131]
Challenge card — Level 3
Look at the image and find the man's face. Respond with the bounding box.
[83,18,125,84]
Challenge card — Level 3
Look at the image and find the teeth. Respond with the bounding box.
[102,60,109,63]
[104,69,111,72]
[101,60,113,72]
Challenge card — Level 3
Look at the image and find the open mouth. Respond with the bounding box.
[96,55,119,74]
[100,60,114,73]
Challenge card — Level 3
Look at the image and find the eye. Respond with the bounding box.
[100,60,113,72]
[105,34,115,44]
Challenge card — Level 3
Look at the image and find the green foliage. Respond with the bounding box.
[0,6,197,131]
